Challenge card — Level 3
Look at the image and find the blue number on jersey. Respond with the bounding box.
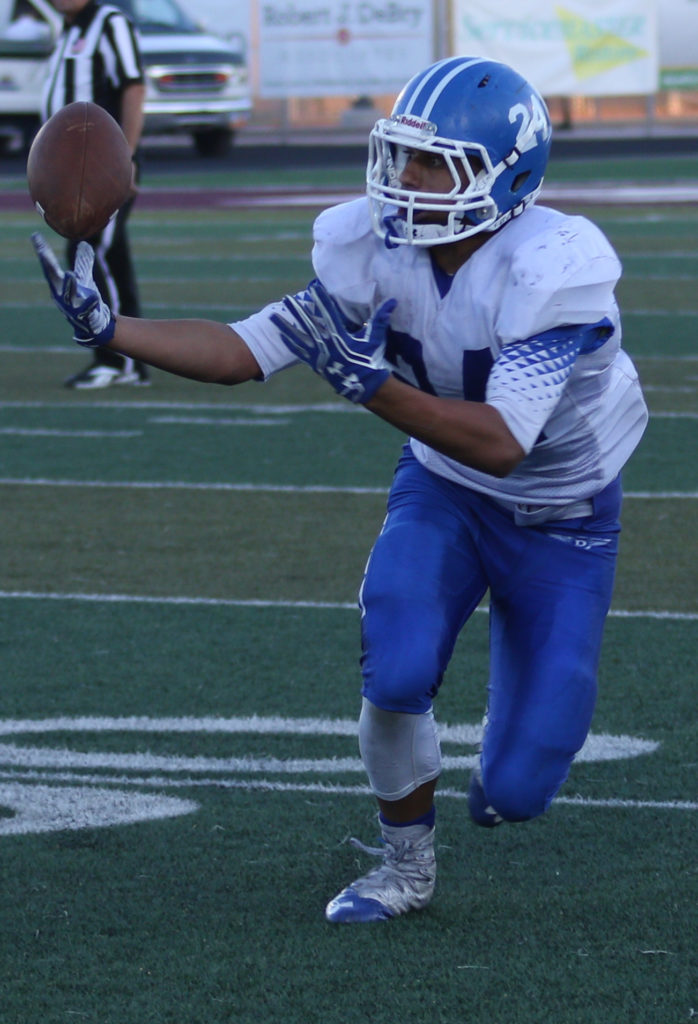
[462,348,494,403]
[386,329,437,394]
[386,327,495,403]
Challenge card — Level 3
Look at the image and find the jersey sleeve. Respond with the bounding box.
[229,300,300,380]
[485,215,623,453]
[486,319,615,453]
[311,197,377,325]
[233,198,378,380]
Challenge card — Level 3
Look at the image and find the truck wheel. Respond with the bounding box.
[192,128,234,157]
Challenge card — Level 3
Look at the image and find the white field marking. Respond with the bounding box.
[0,715,663,837]
[130,274,290,283]
[7,180,696,207]
[1,397,694,419]
[642,386,697,393]
[4,304,698,319]
[0,714,373,739]
[0,303,264,315]
[121,252,310,263]
[0,478,696,500]
[624,490,698,498]
[0,591,696,620]
[0,400,355,414]
[154,409,698,424]
[0,590,357,609]
[125,184,698,208]
[219,192,359,208]
[0,398,693,422]
[148,416,289,427]
[0,782,198,835]
[0,704,686,839]
[0,477,697,499]
[0,715,656,757]
[0,399,691,423]
[134,231,310,243]
[1,771,695,815]
[645,411,698,419]
[0,737,657,771]
[5,253,310,266]
[0,478,386,495]
[9,246,698,265]
[0,742,373,775]
[4,236,310,253]
[0,428,142,438]
[541,184,698,203]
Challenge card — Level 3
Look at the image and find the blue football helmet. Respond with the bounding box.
[366,56,553,247]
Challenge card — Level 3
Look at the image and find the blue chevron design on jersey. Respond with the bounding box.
[497,319,613,396]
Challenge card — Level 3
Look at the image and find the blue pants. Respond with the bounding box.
[359,447,621,821]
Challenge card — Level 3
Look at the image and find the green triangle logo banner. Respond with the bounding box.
[556,5,649,79]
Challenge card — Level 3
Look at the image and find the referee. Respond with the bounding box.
[42,0,149,389]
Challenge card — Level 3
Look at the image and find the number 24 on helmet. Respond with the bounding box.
[367,56,553,247]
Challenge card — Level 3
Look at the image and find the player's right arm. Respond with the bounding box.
[33,232,263,386]
[112,315,263,385]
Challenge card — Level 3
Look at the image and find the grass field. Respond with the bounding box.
[0,152,696,1024]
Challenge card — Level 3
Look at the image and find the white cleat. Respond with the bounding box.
[325,823,436,924]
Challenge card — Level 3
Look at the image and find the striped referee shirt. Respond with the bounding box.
[41,0,144,123]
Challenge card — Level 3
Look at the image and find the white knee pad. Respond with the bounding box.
[358,697,442,801]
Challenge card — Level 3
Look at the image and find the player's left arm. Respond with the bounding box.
[366,379,525,478]
[272,279,614,477]
[271,278,524,476]
[370,221,614,475]
[368,319,613,476]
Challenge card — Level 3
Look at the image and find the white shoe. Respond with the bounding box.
[325,823,436,923]
[113,369,150,386]
[65,364,151,390]
[66,365,122,390]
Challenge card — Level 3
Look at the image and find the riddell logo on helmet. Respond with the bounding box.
[392,114,436,134]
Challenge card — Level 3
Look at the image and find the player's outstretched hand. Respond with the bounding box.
[271,278,396,403]
[32,232,116,348]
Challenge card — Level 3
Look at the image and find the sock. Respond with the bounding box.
[379,806,435,830]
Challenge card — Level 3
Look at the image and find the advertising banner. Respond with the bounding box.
[257,0,434,97]
[658,0,698,89]
[452,0,658,96]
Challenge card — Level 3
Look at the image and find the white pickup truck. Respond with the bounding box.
[0,0,252,155]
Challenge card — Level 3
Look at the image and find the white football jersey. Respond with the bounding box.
[233,197,648,505]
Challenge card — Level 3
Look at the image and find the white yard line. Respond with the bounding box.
[0,477,695,499]
[0,590,695,620]
[0,771,694,814]
[0,428,142,438]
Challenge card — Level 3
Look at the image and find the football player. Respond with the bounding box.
[33,56,648,924]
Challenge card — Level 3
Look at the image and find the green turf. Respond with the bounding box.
[1,148,696,192]
[0,158,696,1024]
[0,602,694,1024]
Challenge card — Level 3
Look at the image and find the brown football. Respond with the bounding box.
[27,101,133,241]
